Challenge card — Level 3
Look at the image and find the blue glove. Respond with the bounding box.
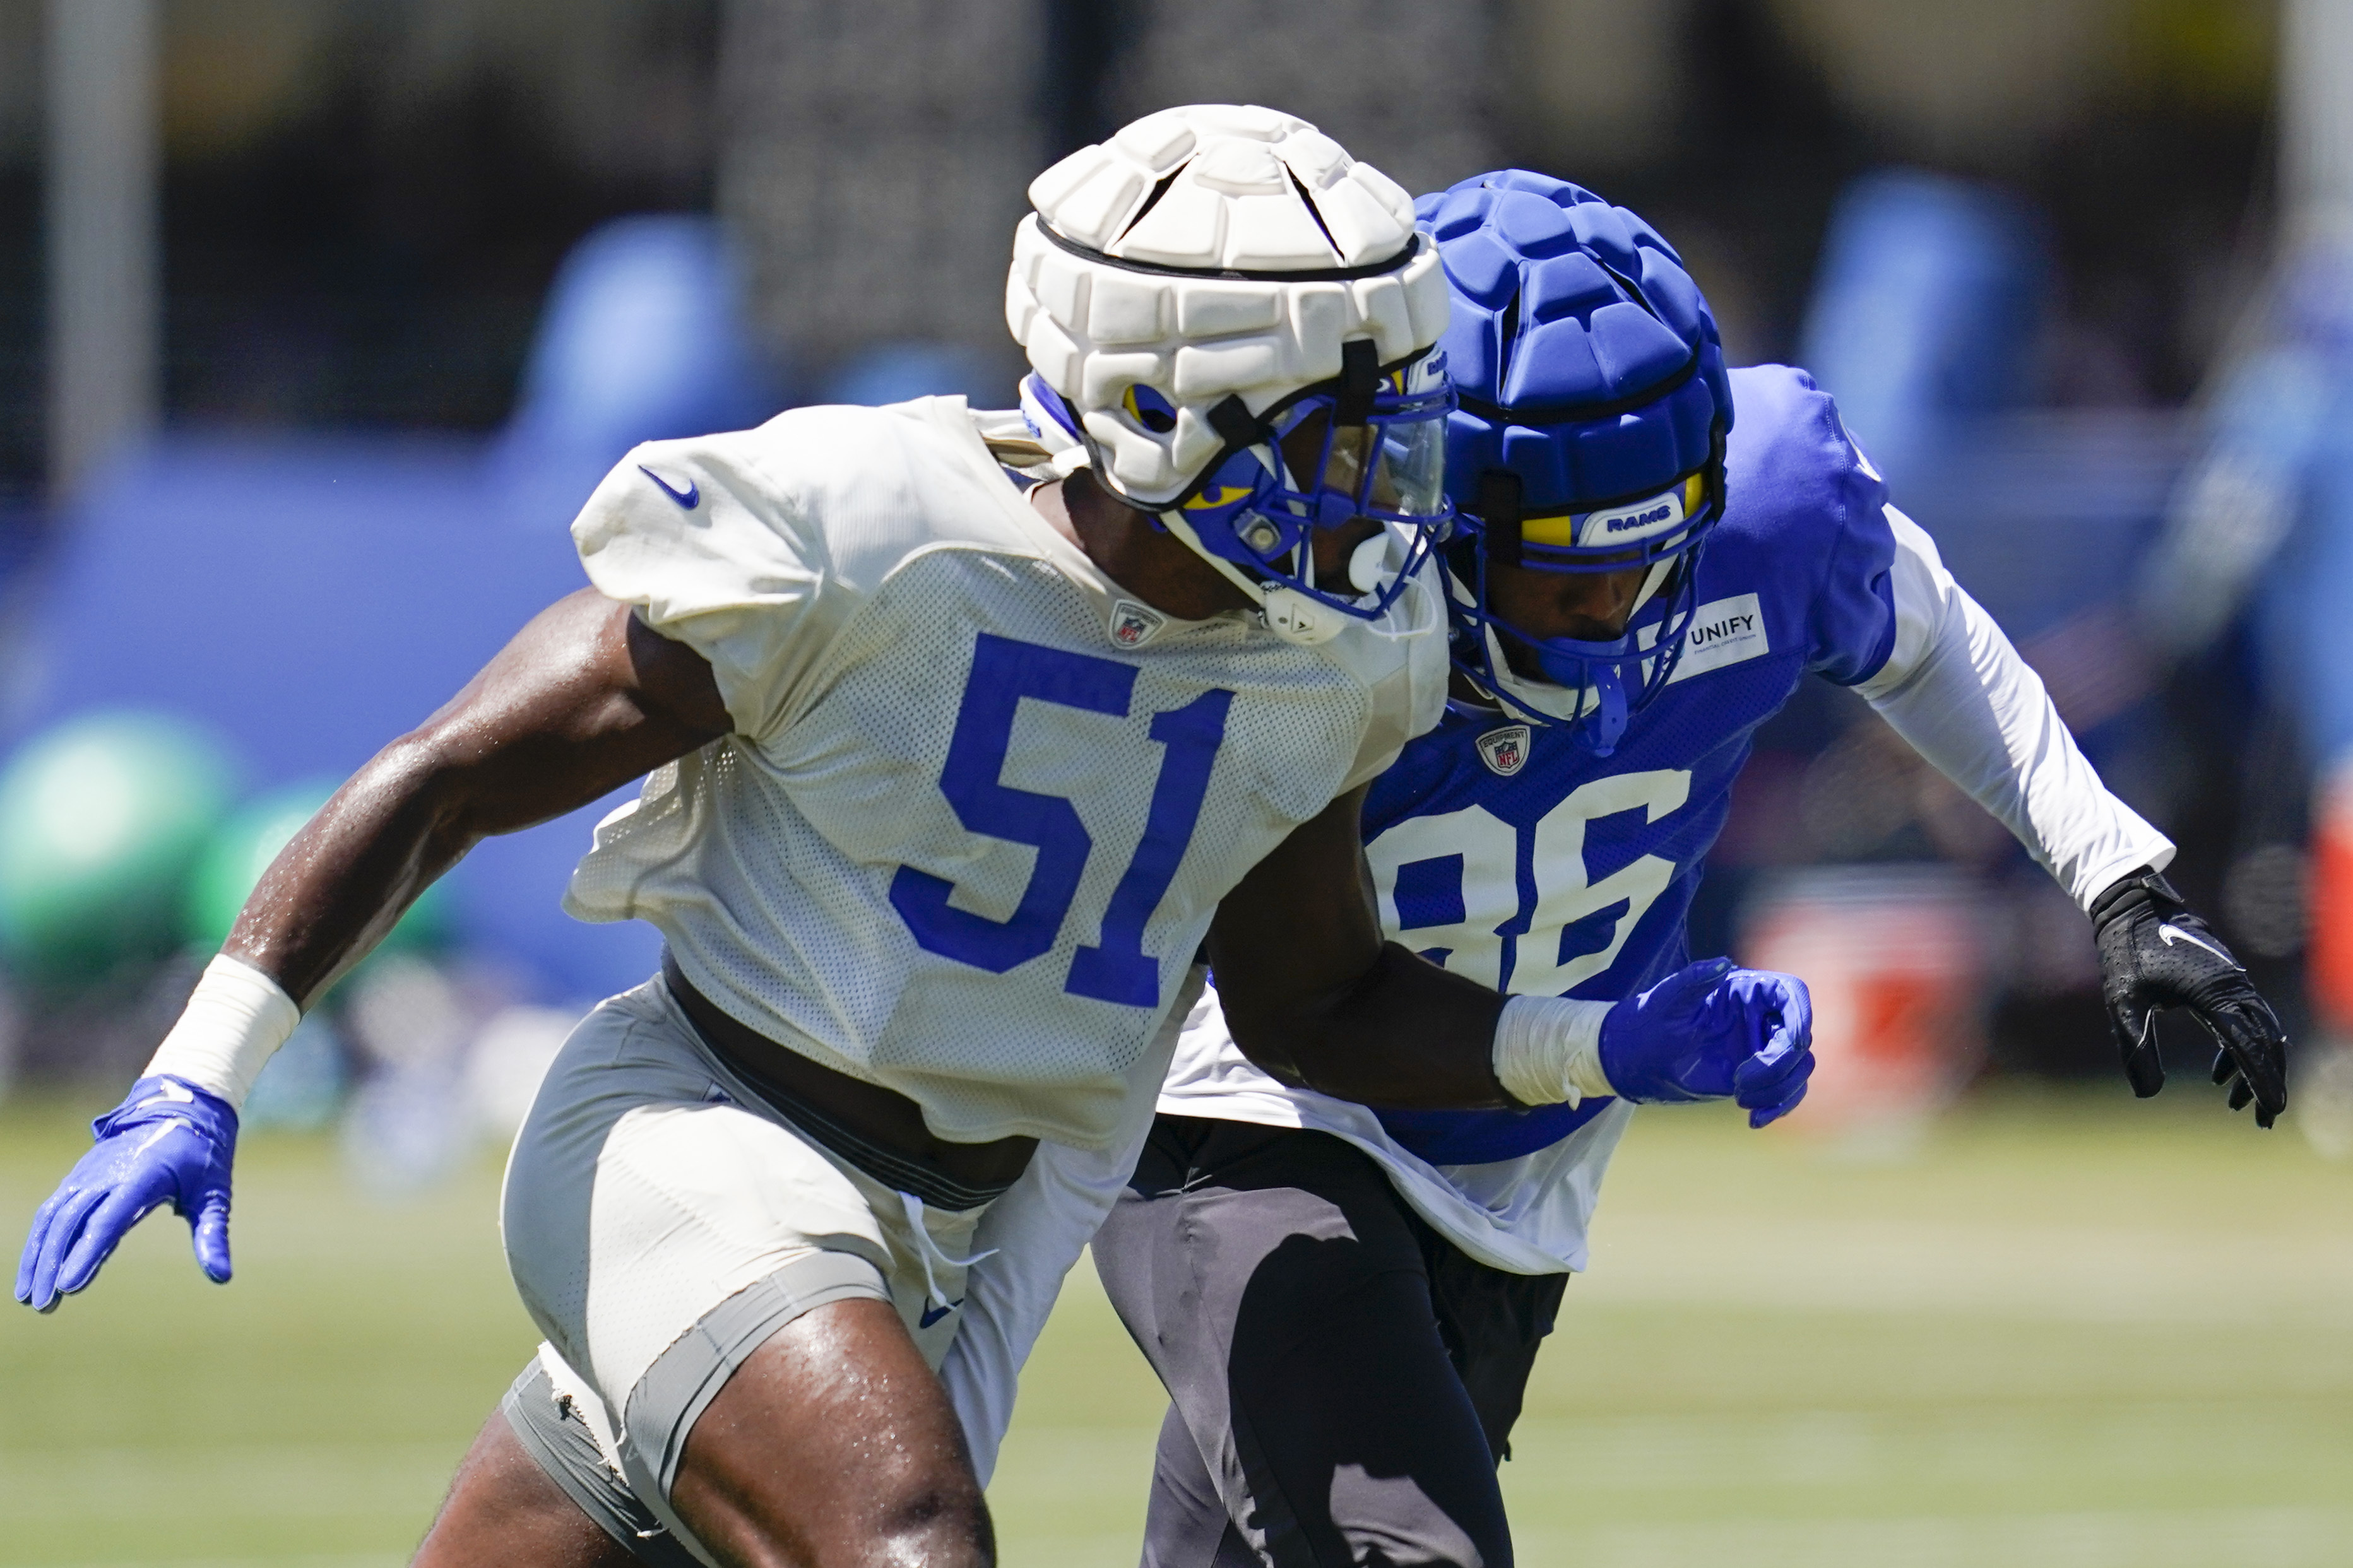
[1599,958,1815,1128]
[15,1075,239,1312]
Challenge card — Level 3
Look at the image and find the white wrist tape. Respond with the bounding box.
[1492,994,1618,1107]
[144,954,301,1112]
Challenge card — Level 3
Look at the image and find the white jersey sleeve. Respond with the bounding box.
[1854,505,2174,910]
[572,408,887,741]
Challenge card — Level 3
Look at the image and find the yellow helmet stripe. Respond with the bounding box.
[1186,484,1252,510]
[1519,512,1583,547]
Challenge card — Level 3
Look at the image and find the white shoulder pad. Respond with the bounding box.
[573,403,1019,739]
[1329,564,1450,791]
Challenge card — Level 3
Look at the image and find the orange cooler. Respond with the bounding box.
[1740,865,1989,1130]
[2313,762,2353,1034]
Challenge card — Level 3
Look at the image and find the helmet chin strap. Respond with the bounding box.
[1445,551,1690,740]
[1159,432,1356,645]
[1158,507,1344,645]
[1474,622,1594,724]
[1064,423,1341,646]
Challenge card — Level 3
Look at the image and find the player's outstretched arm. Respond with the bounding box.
[224,587,731,1006]
[15,589,732,1311]
[1858,509,2285,1125]
[1208,789,1814,1123]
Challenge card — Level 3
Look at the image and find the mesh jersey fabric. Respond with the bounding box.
[564,396,1447,1150]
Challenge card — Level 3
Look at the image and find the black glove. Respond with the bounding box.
[2089,867,2289,1128]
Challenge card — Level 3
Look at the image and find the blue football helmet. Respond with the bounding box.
[1418,170,1734,753]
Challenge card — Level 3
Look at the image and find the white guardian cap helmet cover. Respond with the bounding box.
[1006,104,1454,644]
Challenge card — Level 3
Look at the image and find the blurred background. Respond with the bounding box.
[0,1,2348,1564]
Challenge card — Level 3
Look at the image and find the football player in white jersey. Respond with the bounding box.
[13,114,1814,1567]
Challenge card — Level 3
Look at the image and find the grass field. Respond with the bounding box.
[3,1082,2347,1567]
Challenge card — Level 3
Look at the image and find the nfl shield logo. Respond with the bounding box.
[1108,599,1166,649]
[1476,724,1531,777]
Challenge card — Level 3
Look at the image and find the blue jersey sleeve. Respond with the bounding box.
[1716,367,1899,688]
[1788,386,1901,681]
[1801,392,1899,685]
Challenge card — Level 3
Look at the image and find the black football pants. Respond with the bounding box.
[1091,1116,1568,1568]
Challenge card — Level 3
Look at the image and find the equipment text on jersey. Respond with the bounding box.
[1659,593,1769,685]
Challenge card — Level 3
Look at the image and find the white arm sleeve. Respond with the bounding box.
[936,966,1206,1485]
[1854,506,2173,911]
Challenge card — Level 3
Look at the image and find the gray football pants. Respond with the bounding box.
[1091,1116,1567,1568]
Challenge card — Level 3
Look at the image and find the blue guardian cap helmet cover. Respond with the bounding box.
[1417,170,1734,750]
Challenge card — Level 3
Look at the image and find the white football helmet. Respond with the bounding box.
[1005,103,1454,644]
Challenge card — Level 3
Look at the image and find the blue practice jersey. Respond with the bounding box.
[1369,365,1897,1164]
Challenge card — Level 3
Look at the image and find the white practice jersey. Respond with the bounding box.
[562,396,1447,1150]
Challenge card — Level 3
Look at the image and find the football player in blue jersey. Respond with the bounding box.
[1089,171,2292,1568]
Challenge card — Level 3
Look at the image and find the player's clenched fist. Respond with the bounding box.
[1491,957,1814,1128]
[15,1075,238,1312]
[1597,959,1815,1127]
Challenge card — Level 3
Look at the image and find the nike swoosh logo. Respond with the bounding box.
[637,465,699,510]
[919,1299,961,1329]
[2157,922,2237,966]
